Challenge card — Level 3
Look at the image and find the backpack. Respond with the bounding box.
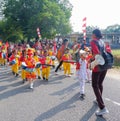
[94,40,114,70]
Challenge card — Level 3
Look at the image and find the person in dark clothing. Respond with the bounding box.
[90,29,109,116]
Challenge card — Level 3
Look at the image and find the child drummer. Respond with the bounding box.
[24,49,36,89]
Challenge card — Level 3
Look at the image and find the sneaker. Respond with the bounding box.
[30,83,33,89]
[95,107,109,116]
[67,74,71,77]
[79,94,85,99]
[55,72,59,75]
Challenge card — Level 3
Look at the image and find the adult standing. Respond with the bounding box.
[90,29,109,116]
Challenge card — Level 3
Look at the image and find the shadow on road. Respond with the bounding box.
[50,81,79,96]
[34,93,80,121]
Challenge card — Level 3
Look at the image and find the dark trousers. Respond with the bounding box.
[55,60,63,72]
[92,70,107,109]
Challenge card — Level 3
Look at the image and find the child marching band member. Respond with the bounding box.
[24,49,36,89]
[40,50,52,81]
[62,48,72,77]
[9,49,20,77]
[19,49,27,83]
[33,50,41,79]
[77,50,87,99]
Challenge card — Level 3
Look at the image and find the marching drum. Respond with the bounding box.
[25,68,35,73]
[21,62,27,69]
[9,60,16,65]
[35,62,41,68]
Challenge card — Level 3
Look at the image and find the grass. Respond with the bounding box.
[112,49,120,67]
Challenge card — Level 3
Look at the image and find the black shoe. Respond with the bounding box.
[38,76,41,79]
[46,79,48,81]
[43,77,46,80]
[15,73,19,77]
[79,94,85,99]
[12,71,15,75]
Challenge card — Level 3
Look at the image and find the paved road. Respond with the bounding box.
[0,65,120,121]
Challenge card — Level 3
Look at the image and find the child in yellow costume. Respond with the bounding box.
[40,50,52,81]
[34,50,41,79]
[62,48,72,77]
[9,50,20,77]
[24,49,36,89]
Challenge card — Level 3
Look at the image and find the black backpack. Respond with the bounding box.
[94,40,114,70]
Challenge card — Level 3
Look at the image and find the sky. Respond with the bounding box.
[69,0,120,32]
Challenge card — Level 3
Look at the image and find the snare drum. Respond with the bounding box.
[51,56,56,61]
[35,62,41,68]
[9,60,16,65]
[25,68,35,72]
[21,62,27,70]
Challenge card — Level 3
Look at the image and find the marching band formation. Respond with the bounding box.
[0,29,112,116]
[0,39,92,92]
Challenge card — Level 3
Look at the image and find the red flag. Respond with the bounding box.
[82,29,86,33]
[82,17,87,21]
[82,23,86,27]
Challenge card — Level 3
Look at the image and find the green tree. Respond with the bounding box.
[0,19,23,42]
[3,0,72,41]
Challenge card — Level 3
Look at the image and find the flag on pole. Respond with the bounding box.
[82,17,87,21]
[82,23,86,27]
[82,17,87,40]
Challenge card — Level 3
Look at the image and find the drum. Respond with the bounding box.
[35,62,41,68]
[25,68,35,72]
[9,60,16,65]
[21,62,27,69]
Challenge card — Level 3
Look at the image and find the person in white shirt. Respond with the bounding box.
[77,50,87,99]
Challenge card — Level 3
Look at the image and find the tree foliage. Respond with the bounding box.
[1,0,72,42]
